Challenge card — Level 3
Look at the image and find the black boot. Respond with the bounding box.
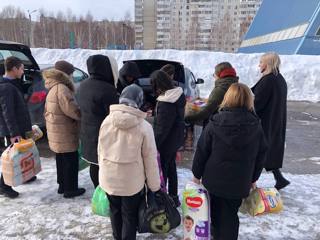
[57,185,64,194]
[272,169,290,190]
[24,176,37,184]
[0,186,19,199]
[64,188,86,198]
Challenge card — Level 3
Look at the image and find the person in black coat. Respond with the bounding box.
[116,61,141,94]
[0,57,32,198]
[252,52,290,190]
[192,83,268,240]
[151,70,186,207]
[77,55,119,188]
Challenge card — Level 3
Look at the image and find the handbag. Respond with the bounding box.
[138,188,181,234]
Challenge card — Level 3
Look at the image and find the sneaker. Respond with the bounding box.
[0,186,19,199]
[24,176,37,184]
[64,188,86,198]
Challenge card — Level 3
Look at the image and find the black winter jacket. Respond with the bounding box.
[117,62,141,94]
[154,87,186,153]
[0,77,32,138]
[252,72,287,170]
[192,108,268,199]
[77,55,119,164]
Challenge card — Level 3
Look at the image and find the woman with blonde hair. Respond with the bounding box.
[192,83,268,240]
[252,52,290,190]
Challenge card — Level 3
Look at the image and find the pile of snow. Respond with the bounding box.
[32,48,320,102]
[0,158,319,240]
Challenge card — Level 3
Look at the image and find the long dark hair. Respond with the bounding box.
[150,70,174,96]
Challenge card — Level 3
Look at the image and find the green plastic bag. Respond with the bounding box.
[91,186,110,217]
[78,142,89,171]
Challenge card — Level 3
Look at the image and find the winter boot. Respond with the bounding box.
[0,186,19,199]
[272,169,290,190]
[64,188,86,198]
[57,185,64,194]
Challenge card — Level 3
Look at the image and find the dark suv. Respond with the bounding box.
[0,41,88,127]
[123,59,204,108]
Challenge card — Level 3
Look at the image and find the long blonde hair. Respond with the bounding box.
[260,52,281,76]
[220,83,254,111]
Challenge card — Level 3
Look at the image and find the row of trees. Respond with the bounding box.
[0,6,135,49]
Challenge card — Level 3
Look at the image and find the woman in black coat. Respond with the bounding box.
[192,83,268,240]
[77,55,119,188]
[252,52,290,190]
[151,70,186,207]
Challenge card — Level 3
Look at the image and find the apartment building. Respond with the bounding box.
[135,0,261,52]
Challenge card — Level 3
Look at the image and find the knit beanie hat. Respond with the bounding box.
[55,60,75,75]
[119,84,144,108]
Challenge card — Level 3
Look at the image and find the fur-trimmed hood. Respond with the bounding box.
[43,69,75,92]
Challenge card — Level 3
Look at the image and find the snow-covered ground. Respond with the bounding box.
[0,158,319,240]
[31,48,320,102]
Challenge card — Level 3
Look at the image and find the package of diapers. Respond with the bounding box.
[182,182,210,240]
[241,187,283,216]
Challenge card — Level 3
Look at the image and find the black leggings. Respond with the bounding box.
[90,164,99,189]
[159,150,178,197]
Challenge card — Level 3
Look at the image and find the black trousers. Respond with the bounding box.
[0,137,11,189]
[107,191,143,240]
[159,150,178,196]
[210,194,242,240]
[89,164,99,189]
[55,151,79,192]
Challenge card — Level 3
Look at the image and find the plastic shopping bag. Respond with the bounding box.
[182,182,210,240]
[1,139,41,187]
[91,186,110,217]
[240,187,283,216]
[78,142,89,171]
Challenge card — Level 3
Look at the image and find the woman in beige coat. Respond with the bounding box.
[99,84,160,240]
[43,60,85,198]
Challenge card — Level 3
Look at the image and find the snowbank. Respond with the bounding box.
[32,48,320,102]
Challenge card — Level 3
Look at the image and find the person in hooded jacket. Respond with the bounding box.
[252,52,290,190]
[151,70,186,207]
[192,83,268,240]
[116,61,141,94]
[43,60,85,198]
[185,62,238,126]
[77,55,119,188]
[98,84,160,240]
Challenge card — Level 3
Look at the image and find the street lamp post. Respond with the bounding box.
[27,9,37,47]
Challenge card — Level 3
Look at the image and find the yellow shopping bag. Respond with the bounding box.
[240,187,283,216]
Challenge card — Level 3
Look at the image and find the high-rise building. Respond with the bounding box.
[135,0,261,52]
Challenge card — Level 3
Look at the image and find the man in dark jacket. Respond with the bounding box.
[185,62,238,126]
[0,56,32,198]
[116,61,141,94]
[77,55,119,188]
[252,52,290,190]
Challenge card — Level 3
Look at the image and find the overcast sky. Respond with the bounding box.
[0,0,134,20]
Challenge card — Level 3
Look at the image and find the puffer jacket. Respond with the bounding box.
[192,107,268,199]
[77,55,119,164]
[98,104,160,196]
[43,69,80,153]
[0,77,32,137]
[154,87,186,153]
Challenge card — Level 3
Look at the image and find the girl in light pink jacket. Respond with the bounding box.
[98,84,160,240]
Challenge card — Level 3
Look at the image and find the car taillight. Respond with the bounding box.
[29,91,47,104]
